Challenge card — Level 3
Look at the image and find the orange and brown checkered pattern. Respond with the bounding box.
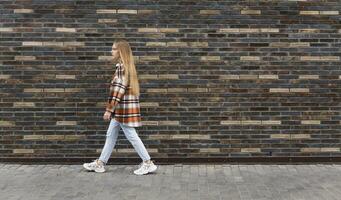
[105,63,142,127]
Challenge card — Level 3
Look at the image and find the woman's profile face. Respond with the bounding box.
[111,43,120,61]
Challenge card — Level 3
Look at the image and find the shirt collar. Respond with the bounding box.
[115,62,124,71]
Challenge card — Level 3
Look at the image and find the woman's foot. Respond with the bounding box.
[83,159,106,173]
[134,160,157,175]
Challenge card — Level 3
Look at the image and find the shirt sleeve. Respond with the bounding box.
[105,76,128,113]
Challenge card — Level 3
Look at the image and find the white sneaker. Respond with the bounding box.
[83,159,105,173]
[133,160,157,175]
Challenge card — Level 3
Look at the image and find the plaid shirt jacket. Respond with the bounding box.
[105,63,142,127]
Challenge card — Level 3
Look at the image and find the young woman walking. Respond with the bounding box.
[83,39,157,175]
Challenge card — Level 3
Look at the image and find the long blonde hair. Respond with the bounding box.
[114,39,140,96]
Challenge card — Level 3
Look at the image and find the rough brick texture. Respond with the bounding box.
[0,0,340,162]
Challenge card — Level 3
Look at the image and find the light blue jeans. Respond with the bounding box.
[98,118,151,165]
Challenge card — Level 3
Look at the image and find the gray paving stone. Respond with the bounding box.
[0,163,340,200]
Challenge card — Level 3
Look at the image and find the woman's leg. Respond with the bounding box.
[98,118,120,165]
[120,124,151,162]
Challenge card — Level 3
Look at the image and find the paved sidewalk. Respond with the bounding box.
[0,163,340,200]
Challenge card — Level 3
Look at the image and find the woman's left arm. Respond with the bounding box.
[105,76,128,113]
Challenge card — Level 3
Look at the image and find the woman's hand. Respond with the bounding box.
[103,111,112,121]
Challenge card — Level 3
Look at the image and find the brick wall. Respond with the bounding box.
[0,0,340,163]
